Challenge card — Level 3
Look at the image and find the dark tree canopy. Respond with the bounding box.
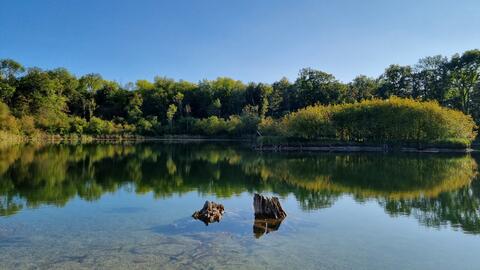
[0,49,479,139]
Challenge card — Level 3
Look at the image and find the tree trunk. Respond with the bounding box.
[253,193,287,219]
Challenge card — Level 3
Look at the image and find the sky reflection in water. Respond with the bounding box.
[0,142,480,269]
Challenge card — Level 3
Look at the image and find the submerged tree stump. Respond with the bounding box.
[192,201,225,225]
[253,193,287,219]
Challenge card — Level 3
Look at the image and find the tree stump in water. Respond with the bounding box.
[253,193,287,219]
[192,201,224,225]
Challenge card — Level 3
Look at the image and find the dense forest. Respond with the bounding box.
[0,49,479,143]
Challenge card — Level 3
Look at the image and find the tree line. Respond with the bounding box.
[0,49,479,138]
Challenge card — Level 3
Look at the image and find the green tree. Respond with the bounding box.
[14,68,68,123]
[377,65,414,98]
[448,50,480,114]
[167,104,178,127]
[126,92,143,122]
[77,74,105,120]
[293,68,346,109]
[208,98,222,117]
[413,55,450,103]
[0,59,25,80]
[270,77,293,117]
[245,82,272,117]
[94,81,128,120]
[346,75,378,102]
[202,77,246,117]
[0,59,24,104]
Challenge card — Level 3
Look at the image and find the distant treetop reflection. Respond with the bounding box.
[0,142,479,234]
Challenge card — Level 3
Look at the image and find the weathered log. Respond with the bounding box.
[192,201,224,225]
[253,193,287,219]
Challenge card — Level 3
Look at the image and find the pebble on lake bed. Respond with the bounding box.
[192,201,225,225]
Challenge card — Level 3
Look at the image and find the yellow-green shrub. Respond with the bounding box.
[258,117,285,136]
[332,97,476,143]
[19,116,37,136]
[195,116,227,135]
[86,117,124,135]
[282,105,335,139]
[277,97,477,145]
[0,102,20,134]
[193,115,246,136]
[70,116,88,134]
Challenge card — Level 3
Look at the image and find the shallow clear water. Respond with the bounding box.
[1,142,480,269]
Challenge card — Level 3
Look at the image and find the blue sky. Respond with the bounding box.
[1,0,479,84]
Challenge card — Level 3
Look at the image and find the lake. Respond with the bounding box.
[1,142,480,269]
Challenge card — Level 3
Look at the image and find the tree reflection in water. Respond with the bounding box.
[0,142,479,234]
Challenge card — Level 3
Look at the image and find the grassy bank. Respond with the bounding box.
[254,137,473,152]
[0,130,25,145]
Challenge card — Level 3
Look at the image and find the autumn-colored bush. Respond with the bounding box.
[267,97,477,145]
[258,117,285,136]
[0,102,20,134]
[282,105,335,139]
[332,97,477,143]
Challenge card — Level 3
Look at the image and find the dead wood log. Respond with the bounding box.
[192,201,225,225]
[253,193,287,219]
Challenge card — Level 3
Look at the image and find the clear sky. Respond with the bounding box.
[1,0,479,84]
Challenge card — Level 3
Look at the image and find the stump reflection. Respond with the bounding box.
[253,218,284,238]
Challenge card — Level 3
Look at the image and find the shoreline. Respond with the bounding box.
[1,133,476,153]
[253,145,474,153]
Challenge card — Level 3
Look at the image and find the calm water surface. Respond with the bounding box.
[1,142,480,269]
